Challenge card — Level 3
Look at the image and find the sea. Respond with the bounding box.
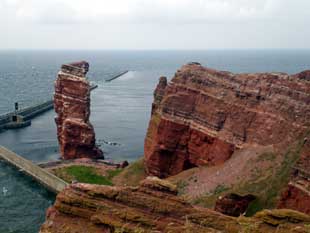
[0,50,310,232]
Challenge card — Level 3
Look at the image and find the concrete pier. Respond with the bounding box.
[18,100,54,121]
[0,100,53,131]
[105,70,129,82]
[0,84,98,132]
[0,146,68,193]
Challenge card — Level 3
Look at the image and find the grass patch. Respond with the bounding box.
[242,137,306,216]
[256,152,276,162]
[176,180,188,195]
[214,184,230,195]
[54,165,122,186]
[192,194,219,208]
[192,133,308,213]
[112,158,146,186]
[245,199,265,216]
[106,169,123,179]
[192,184,230,208]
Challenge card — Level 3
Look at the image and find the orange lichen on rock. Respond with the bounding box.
[40,177,310,233]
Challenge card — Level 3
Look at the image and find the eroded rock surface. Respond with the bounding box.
[278,138,310,214]
[144,63,310,178]
[54,61,103,160]
[214,193,256,217]
[40,177,310,233]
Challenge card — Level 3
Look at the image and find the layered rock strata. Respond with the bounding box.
[144,63,310,177]
[40,177,310,233]
[54,61,103,160]
[278,138,310,214]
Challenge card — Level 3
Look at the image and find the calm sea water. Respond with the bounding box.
[0,50,310,232]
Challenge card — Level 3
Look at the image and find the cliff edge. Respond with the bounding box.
[40,177,310,233]
[145,63,310,178]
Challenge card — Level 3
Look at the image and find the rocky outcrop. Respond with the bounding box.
[40,177,310,233]
[278,182,310,214]
[278,138,310,214]
[144,63,310,178]
[214,193,256,217]
[54,61,103,160]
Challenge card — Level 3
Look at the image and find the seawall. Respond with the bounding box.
[105,70,129,82]
[0,146,68,193]
[0,84,98,132]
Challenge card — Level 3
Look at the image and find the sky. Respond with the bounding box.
[1,0,310,50]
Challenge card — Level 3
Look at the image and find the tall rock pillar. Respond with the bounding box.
[54,61,103,160]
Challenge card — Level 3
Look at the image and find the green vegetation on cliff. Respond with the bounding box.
[54,165,122,185]
[192,136,307,216]
[242,137,306,215]
[52,159,146,187]
[112,158,146,186]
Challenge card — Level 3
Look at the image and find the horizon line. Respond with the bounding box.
[1,48,310,52]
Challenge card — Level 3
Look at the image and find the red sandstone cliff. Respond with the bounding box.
[40,177,310,233]
[278,138,310,214]
[144,63,310,178]
[54,61,103,160]
[40,64,310,232]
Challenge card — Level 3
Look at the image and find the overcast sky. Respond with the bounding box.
[1,0,310,50]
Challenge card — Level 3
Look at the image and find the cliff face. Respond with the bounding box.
[144,63,310,178]
[40,177,310,233]
[54,61,103,160]
[278,139,310,214]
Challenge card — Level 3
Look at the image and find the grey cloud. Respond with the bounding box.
[4,0,308,25]
[0,0,309,49]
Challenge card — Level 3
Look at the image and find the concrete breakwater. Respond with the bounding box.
[0,100,53,130]
[105,70,129,82]
[0,146,68,193]
[0,84,98,132]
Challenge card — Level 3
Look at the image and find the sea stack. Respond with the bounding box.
[54,61,103,160]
